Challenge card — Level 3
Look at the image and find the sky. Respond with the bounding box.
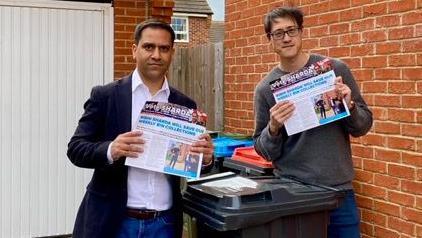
[207,0,225,21]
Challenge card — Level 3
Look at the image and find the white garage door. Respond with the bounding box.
[0,1,113,237]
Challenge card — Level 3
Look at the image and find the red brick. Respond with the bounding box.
[374,148,401,163]
[402,95,422,108]
[114,0,136,8]
[363,56,387,68]
[375,200,402,217]
[329,23,350,34]
[340,7,363,21]
[361,184,387,199]
[114,47,132,56]
[374,226,400,238]
[342,58,361,69]
[417,82,422,93]
[329,46,350,57]
[388,109,415,123]
[402,124,422,137]
[388,0,416,13]
[318,12,339,25]
[302,38,319,50]
[363,159,387,173]
[387,136,415,150]
[352,69,373,81]
[388,191,415,207]
[388,164,415,179]
[403,39,422,53]
[402,207,422,223]
[389,217,416,236]
[418,26,422,37]
[417,226,422,238]
[371,107,388,120]
[374,95,401,107]
[389,82,416,94]
[402,11,422,25]
[355,169,374,183]
[309,26,329,37]
[356,194,374,210]
[319,35,338,47]
[352,44,374,56]
[361,222,374,237]
[362,81,387,93]
[352,144,374,158]
[402,152,422,167]
[374,174,400,189]
[242,46,256,55]
[376,42,401,55]
[376,15,401,27]
[417,196,422,209]
[309,1,329,14]
[374,121,400,134]
[151,0,174,8]
[328,0,350,10]
[418,139,422,153]
[362,134,387,147]
[389,55,416,67]
[388,26,415,40]
[351,19,375,32]
[362,30,388,42]
[363,3,388,17]
[340,33,361,45]
[351,0,373,6]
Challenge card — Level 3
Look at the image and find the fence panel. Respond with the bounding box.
[169,43,224,131]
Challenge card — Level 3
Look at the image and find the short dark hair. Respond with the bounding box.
[264,7,304,40]
[134,18,175,45]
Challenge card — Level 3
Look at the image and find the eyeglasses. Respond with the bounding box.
[268,27,301,40]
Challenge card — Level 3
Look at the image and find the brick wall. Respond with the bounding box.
[175,16,212,48]
[225,0,422,237]
[114,0,174,79]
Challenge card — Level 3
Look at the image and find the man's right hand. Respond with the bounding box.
[269,101,295,136]
[110,131,145,161]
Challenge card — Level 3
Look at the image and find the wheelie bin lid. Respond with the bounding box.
[183,172,345,231]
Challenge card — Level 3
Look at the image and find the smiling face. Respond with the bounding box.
[132,27,175,84]
[270,17,303,61]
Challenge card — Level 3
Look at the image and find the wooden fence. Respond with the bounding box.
[168,42,224,131]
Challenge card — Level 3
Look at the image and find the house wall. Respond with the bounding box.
[114,0,175,78]
[176,16,212,48]
[224,0,422,237]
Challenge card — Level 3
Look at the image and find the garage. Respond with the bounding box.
[0,0,113,237]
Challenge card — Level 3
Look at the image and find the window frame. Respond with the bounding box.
[171,16,189,43]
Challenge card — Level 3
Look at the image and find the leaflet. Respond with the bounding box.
[270,59,350,136]
[125,101,207,179]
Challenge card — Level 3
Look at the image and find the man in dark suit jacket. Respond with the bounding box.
[67,19,214,238]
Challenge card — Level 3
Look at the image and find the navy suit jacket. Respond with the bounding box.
[67,75,196,238]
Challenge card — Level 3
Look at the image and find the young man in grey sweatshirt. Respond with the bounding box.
[253,7,373,238]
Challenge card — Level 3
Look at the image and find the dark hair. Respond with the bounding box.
[264,7,304,40]
[134,18,175,45]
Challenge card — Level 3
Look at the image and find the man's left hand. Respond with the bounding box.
[335,76,352,108]
[190,133,214,166]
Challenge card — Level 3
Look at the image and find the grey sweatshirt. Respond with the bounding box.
[253,54,373,189]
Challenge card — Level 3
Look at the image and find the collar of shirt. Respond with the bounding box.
[131,69,170,98]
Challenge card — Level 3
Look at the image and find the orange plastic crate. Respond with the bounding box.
[231,146,273,168]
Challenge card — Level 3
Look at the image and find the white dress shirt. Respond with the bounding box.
[108,69,173,210]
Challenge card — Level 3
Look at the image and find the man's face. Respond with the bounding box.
[269,17,303,60]
[132,28,174,82]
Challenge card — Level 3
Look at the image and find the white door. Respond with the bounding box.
[0,1,113,237]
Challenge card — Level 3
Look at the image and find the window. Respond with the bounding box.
[171,16,189,42]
